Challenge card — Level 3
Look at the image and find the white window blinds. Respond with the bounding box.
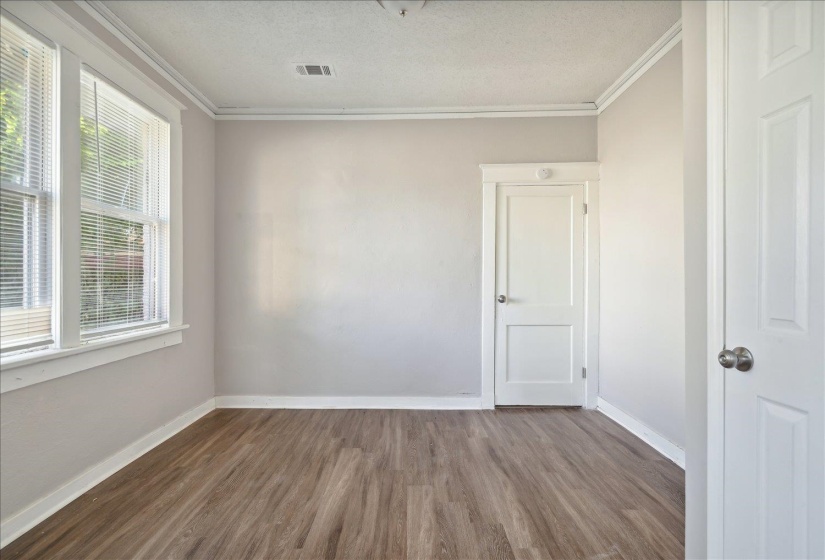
[0,18,56,352]
[79,70,170,337]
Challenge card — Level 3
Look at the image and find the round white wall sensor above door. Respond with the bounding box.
[536,168,552,180]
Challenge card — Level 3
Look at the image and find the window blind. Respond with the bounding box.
[0,17,55,352]
[79,70,170,338]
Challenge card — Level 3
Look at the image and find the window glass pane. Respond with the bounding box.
[80,212,147,330]
[0,17,55,352]
[80,70,169,337]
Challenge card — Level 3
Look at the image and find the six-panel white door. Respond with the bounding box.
[494,184,585,406]
[723,1,824,557]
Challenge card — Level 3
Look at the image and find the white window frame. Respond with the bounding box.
[0,1,187,394]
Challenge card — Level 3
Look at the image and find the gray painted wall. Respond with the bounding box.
[597,46,686,448]
[0,3,216,522]
[214,118,597,397]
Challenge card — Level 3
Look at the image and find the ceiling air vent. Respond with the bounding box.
[293,63,336,78]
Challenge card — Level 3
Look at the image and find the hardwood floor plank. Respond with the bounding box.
[407,485,436,560]
[435,502,479,560]
[3,409,685,559]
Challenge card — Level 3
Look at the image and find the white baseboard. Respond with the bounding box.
[596,397,685,469]
[215,395,482,410]
[0,398,216,549]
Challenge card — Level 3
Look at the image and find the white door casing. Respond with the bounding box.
[708,2,824,558]
[480,163,600,409]
[494,184,585,406]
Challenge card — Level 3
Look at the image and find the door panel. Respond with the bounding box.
[758,98,811,334]
[723,2,824,557]
[494,184,584,406]
[506,325,572,383]
[507,195,573,306]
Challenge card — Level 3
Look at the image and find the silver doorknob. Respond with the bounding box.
[718,347,754,372]
[497,295,506,303]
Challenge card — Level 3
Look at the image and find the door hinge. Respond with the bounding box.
[583,203,588,215]
[582,367,587,379]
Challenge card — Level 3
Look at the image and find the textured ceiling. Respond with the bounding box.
[102,0,680,111]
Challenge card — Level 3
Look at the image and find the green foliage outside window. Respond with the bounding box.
[1,62,29,309]
[0,74,25,185]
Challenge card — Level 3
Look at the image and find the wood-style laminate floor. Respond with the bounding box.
[3,409,684,560]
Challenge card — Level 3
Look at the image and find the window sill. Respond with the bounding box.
[0,324,189,394]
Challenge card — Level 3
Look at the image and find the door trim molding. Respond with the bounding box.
[706,2,728,557]
[479,162,600,409]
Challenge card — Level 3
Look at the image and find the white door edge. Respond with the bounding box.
[706,2,728,557]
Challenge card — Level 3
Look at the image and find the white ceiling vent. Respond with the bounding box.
[293,63,336,78]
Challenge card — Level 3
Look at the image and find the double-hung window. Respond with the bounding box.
[0,18,56,352]
[79,71,170,338]
[0,4,183,391]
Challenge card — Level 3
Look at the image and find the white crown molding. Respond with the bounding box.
[0,398,216,548]
[214,104,598,121]
[595,19,683,114]
[215,395,483,410]
[597,397,685,468]
[70,1,679,121]
[74,0,218,117]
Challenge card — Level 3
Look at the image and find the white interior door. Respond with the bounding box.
[723,1,824,557]
[494,184,584,406]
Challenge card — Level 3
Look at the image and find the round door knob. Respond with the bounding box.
[497,295,506,303]
[718,349,737,368]
[717,347,754,372]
